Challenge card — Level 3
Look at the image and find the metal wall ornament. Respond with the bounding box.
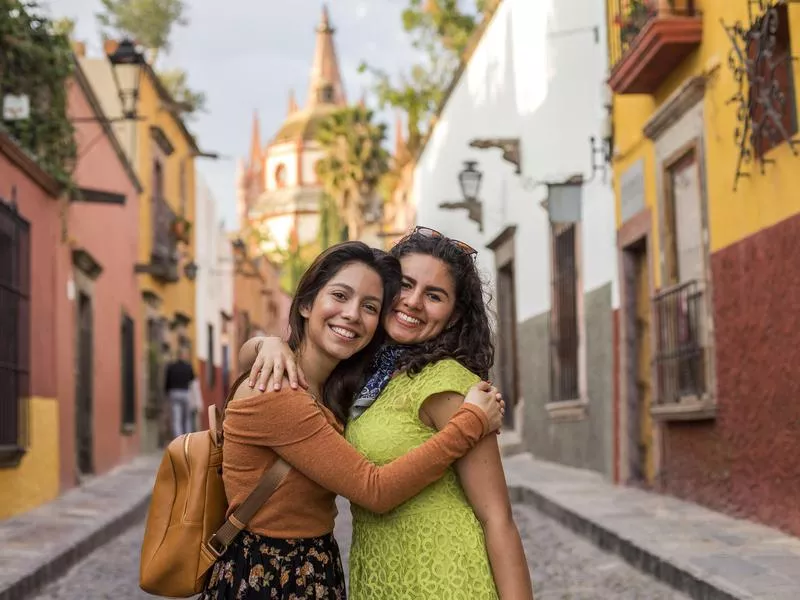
[723,0,800,191]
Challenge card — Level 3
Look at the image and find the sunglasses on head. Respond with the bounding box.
[399,226,478,257]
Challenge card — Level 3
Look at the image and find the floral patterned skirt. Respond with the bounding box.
[199,530,346,600]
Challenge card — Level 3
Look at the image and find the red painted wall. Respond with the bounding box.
[660,214,800,536]
[0,149,60,399]
[57,77,142,488]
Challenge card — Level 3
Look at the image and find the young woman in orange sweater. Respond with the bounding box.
[200,241,503,600]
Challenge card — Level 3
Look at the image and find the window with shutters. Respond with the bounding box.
[0,201,30,466]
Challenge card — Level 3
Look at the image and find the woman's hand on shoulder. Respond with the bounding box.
[246,336,308,392]
[421,381,505,434]
[463,381,504,433]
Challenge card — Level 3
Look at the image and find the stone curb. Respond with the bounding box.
[0,454,160,600]
[508,483,749,600]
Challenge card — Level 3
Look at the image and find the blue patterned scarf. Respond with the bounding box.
[349,344,409,420]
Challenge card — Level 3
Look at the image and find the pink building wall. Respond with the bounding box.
[0,140,61,400]
[58,73,143,488]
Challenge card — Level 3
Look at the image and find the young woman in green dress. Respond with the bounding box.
[241,227,534,600]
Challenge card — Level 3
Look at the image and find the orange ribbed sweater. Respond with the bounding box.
[222,388,488,538]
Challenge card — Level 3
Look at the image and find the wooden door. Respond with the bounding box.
[75,292,94,477]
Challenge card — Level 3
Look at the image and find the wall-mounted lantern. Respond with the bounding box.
[541,175,584,224]
[439,160,484,232]
[70,38,145,124]
[108,39,145,120]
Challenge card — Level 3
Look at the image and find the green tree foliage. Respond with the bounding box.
[0,1,76,185]
[96,0,204,116]
[317,193,346,250]
[315,106,390,241]
[361,0,497,155]
[96,0,187,64]
[157,68,207,115]
[52,17,77,38]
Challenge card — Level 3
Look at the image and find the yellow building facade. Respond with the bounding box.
[609,0,800,536]
[133,60,201,451]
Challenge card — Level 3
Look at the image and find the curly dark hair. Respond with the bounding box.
[390,233,494,379]
[287,241,402,422]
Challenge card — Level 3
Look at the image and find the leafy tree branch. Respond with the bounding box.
[0,0,77,185]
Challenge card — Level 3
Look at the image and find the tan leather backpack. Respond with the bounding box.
[139,374,290,597]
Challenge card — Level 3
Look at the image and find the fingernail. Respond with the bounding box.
[259,385,266,391]
[274,384,280,390]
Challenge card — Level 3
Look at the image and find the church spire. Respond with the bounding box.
[288,89,299,115]
[248,110,263,171]
[307,4,346,108]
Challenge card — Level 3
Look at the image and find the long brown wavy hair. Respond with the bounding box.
[286,241,402,422]
[390,233,494,379]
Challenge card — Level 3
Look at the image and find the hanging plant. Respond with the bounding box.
[0,0,77,186]
[171,214,192,243]
[615,0,658,47]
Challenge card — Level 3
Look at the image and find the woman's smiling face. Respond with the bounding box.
[301,262,384,362]
[383,253,457,345]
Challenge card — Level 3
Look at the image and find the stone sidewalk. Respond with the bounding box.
[505,453,800,600]
[0,454,161,600]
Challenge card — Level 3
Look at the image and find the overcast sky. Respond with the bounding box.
[44,0,415,228]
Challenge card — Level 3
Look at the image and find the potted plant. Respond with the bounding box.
[616,0,658,46]
[171,215,192,244]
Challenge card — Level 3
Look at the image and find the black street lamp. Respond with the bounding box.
[108,38,145,121]
[439,160,484,232]
[458,160,483,202]
[71,38,145,123]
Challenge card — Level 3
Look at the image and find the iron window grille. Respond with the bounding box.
[724,1,800,189]
[653,279,707,404]
[550,223,580,403]
[0,201,30,465]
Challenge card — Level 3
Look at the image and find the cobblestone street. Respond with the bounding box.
[30,498,686,600]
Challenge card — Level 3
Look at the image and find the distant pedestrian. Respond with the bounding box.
[164,346,196,439]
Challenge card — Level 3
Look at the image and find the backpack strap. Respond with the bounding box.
[207,458,290,557]
[205,372,292,558]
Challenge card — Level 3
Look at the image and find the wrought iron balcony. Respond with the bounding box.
[608,0,702,95]
[652,279,707,405]
[135,196,179,282]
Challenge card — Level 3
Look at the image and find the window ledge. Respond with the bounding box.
[651,395,716,422]
[0,445,27,469]
[545,398,589,422]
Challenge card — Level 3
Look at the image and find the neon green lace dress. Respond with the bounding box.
[345,359,498,600]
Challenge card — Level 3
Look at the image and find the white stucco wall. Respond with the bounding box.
[413,0,618,324]
[195,177,231,368]
[265,143,297,190]
[300,144,323,186]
